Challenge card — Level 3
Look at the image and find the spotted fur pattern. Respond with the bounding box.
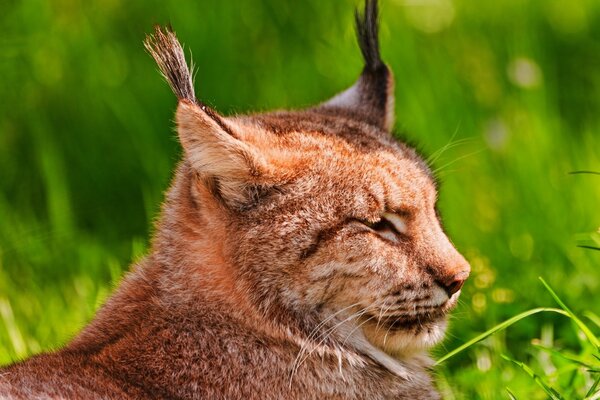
[0,1,469,398]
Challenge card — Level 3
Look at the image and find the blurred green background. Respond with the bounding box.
[1,0,599,398]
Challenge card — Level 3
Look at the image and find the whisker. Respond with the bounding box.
[341,314,377,348]
[432,148,485,175]
[427,122,462,164]
[377,304,440,316]
[293,305,377,376]
[428,138,473,166]
[427,121,470,165]
[305,302,363,343]
[288,302,362,387]
[290,302,375,385]
[303,306,374,356]
[374,300,394,334]
[382,315,396,347]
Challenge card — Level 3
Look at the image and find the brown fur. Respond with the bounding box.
[0,1,469,399]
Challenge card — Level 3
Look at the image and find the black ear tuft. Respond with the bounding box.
[355,0,383,72]
[319,0,395,132]
[144,26,197,103]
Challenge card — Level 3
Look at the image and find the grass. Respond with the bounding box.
[0,0,599,398]
[437,278,600,398]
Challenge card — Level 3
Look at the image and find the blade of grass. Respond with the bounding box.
[501,354,565,400]
[533,344,597,368]
[506,387,518,400]
[553,362,586,378]
[539,278,600,349]
[585,374,600,399]
[569,171,600,175]
[569,170,600,175]
[584,312,600,330]
[578,245,600,251]
[436,307,569,365]
[532,344,597,369]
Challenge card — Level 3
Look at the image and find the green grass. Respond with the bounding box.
[437,278,600,398]
[0,0,599,398]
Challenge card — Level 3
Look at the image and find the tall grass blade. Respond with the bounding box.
[585,375,600,399]
[436,307,568,365]
[501,354,564,400]
[584,312,600,330]
[578,245,600,251]
[539,277,600,349]
[569,171,600,176]
[577,244,600,251]
[532,344,596,369]
[506,387,518,400]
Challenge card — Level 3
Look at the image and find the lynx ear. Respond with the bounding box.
[176,101,268,203]
[145,26,268,205]
[321,0,395,131]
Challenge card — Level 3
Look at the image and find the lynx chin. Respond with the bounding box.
[0,1,470,398]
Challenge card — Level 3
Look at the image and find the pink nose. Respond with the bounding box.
[437,270,469,297]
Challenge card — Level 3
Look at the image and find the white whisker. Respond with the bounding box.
[292,305,377,379]
[288,302,362,387]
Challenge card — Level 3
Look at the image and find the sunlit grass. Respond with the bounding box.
[438,278,600,398]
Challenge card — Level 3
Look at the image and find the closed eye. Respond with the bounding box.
[362,212,408,243]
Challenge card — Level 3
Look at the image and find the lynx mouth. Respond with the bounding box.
[357,297,458,356]
[363,306,446,332]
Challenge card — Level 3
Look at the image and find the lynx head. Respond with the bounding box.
[145,0,469,363]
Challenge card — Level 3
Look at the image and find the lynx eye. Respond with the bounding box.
[362,212,408,243]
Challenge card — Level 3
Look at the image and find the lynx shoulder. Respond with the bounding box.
[0,1,469,399]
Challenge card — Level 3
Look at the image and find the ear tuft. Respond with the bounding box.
[319,0,395,132]
[146,26,270,206]
[144,25,196,103]
[355,0,383,72]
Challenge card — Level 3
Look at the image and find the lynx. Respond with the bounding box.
[0,1,470,398]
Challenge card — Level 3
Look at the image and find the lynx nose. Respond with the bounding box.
[437,271,470,298]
